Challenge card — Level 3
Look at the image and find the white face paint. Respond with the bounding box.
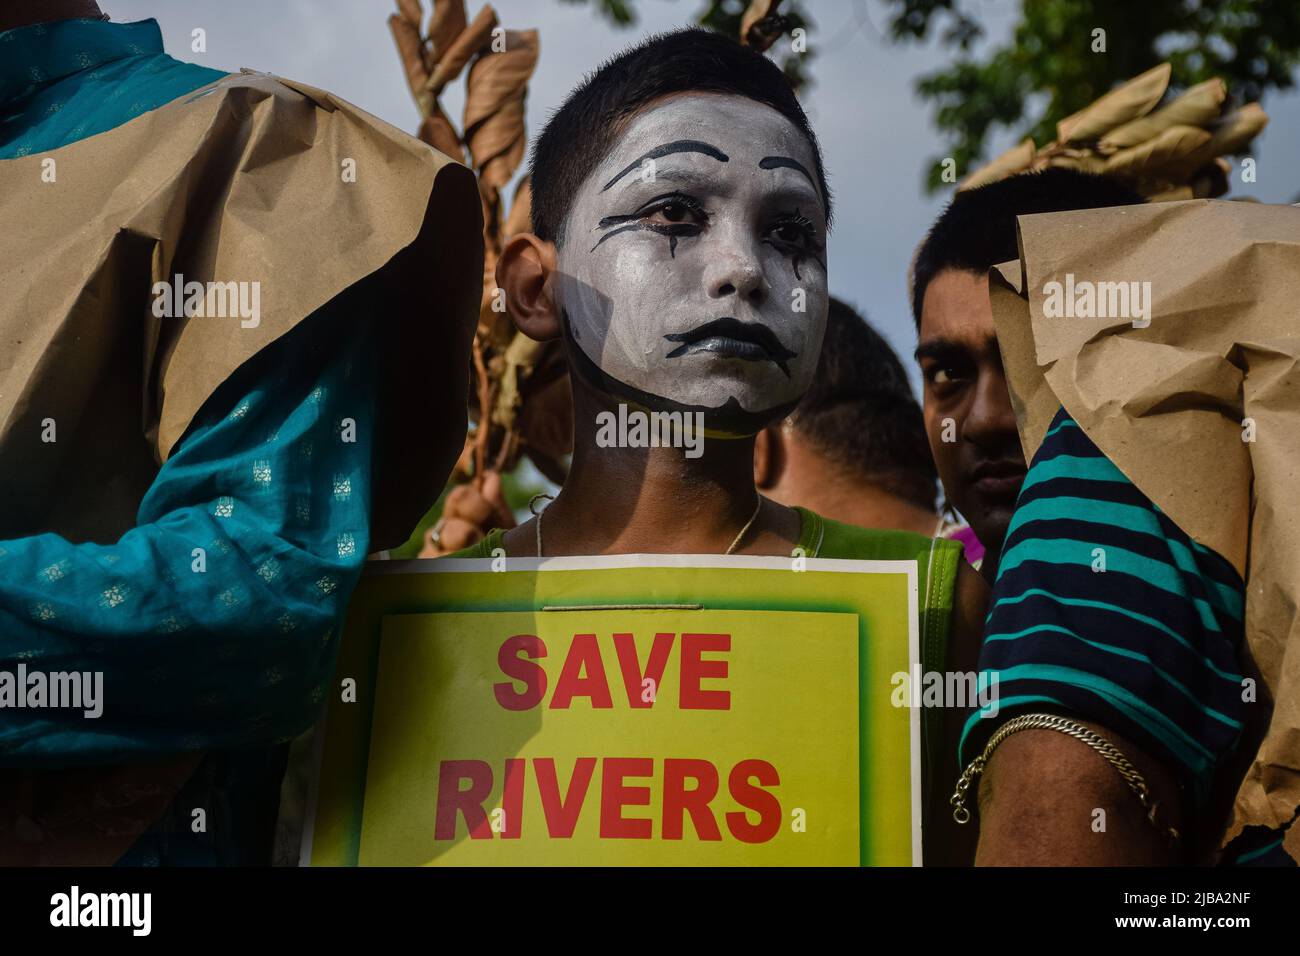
[555,92,830,433]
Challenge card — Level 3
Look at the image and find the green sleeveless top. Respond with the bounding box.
[448,506,966,799]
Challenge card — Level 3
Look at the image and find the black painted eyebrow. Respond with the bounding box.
[601,140,729,192]
[759,156,820,197]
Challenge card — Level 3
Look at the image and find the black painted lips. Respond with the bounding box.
[663,317,797,375]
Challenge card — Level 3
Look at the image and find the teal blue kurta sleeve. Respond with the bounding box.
[0,316,376,765]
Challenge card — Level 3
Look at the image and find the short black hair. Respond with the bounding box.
[911,168,1145,328]
[790,297,936,509]
[529,27,831,245]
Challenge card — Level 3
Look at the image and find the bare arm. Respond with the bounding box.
[975,721,1184,865]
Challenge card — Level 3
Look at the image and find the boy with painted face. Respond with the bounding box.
[555,99,824,437]
[457,28,988,863]
[493,29,832,557]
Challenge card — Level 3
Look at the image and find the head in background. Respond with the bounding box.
[0,1,104,32]
[911,168,1145,576]
[755,297,939,536]
[498,27,833,438]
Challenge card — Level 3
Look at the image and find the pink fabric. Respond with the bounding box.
[945,523,984,564]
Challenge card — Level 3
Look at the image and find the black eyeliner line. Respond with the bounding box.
[590,222,644,251]
[590,222,698,256]
[771,204,825,262]
[595,194,706,232]
[596,213,637,230]
[762,238,825,272]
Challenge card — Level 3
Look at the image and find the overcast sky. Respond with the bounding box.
[105,0,1300,385]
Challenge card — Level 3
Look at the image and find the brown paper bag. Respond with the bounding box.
[989,198,1300,861]
[0,69,483,550]
[0,70,483,864]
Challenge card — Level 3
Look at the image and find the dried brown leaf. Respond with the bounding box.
[1189,158,1230,198]
[1056,63,1171,144]
[395,0,423,27]
[1040,148,1108,175]
[1163,102,1269,180]
[1101,124,1212,178]
[503,176,532,239]
[418,105,464,162]
[388,13,432,115]
[464,29,538,142]
[1145,183,1195,202]
[427,5,498,95]
[464,26,538,247]
[1099,78,1226,150]
[740,0,783,49]
[958,137,1035,191]
[741,0,778,38]
[428,0,468,66]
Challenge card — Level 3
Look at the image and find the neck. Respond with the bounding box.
[768,440,939,536]
[978,544,1001,586]
[522,378,798,556]
[801,477,938,537]
[0,1,102,32]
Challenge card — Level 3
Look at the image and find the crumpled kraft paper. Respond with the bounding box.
[989,198,1300,861]
[0,69,483,550]
[0,70,482,864]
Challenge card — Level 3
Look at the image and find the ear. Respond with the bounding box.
[753,424,784,489]
[495,233,562,341]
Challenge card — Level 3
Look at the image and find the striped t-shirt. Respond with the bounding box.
[959,407,1292,865]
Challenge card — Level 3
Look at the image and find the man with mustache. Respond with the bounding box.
[911,169,1147,586]
[913,169,1284,865]
[453,27,988,863]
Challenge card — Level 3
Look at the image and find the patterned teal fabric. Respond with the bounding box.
[0,17,225,158]
[0,318,376,765]
[1,16,379,864]
[112,315,378,866]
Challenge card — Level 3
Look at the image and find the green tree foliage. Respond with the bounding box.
[561,0,638,26]
[881,0,1300,191]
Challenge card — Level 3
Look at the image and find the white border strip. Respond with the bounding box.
[369,553,916,576]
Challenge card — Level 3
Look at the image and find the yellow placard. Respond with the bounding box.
[359,609,860,865]
[303,556,921,866]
